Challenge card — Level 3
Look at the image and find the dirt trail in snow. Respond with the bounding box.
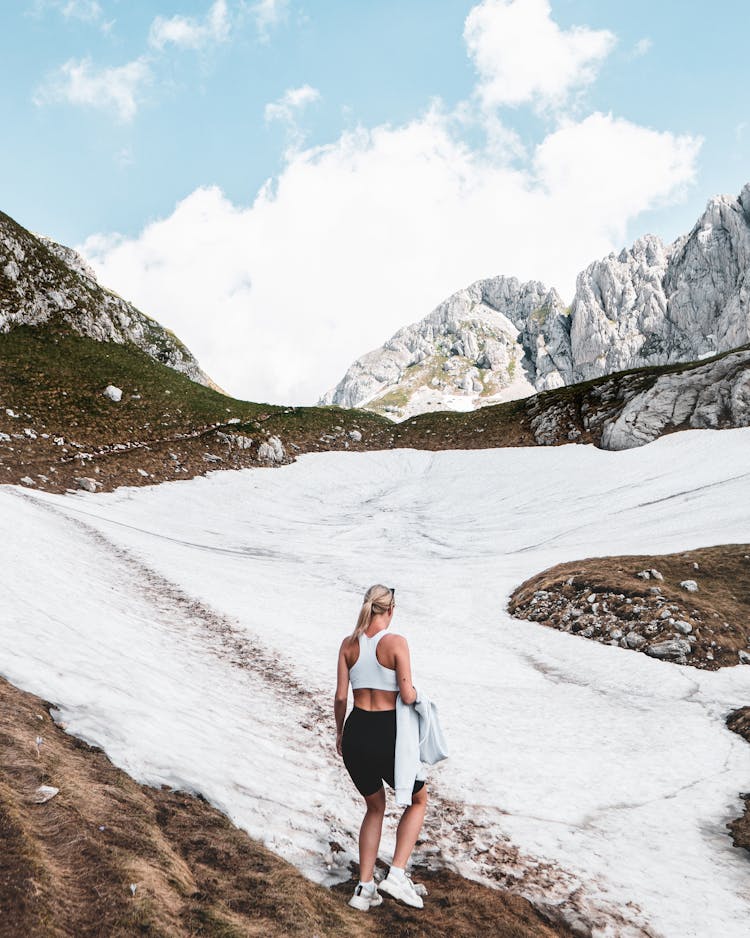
[10,487,658,938]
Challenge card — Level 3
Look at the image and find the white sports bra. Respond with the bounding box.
[349,630,399,692]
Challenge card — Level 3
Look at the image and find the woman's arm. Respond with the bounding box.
[334,640,350,755]
[393,635,417,705]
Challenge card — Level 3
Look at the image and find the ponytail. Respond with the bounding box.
[351,584,394,640]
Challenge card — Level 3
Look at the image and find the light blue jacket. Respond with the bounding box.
[394,689,449,806]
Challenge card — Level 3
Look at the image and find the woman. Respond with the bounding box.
[334,584,428,911]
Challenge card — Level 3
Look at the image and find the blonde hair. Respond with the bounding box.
[351,584,394,640]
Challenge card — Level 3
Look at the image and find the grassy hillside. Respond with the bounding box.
[1,323,748,493]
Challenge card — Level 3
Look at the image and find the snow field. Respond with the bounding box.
[2,428,750,937]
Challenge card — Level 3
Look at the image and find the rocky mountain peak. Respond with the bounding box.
[0,209,217,389]
[324,183,750,419]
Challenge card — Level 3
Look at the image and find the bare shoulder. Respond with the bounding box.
[381,632,408,651]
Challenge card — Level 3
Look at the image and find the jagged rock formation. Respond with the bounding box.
[324,183,750,420]
[528,346,750,449]
[0,209,217,389]
[570,184,750,380]
[320,277,570,419]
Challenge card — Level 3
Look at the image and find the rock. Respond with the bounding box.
[680,580,699,592]
[739,651,750,665]
[258,436,285,463]
[674,620,693,634]
[31,785,60,804]
[20,476,35,486]
[74,477,101,492]
[650,569,664,580]
[645,638,692,661]
[659,609,671,620]
[637,570,651,580]
[137,468,149,477]
[321,184,750,427]
[348,430,362,442]
[103,385,123,402]
[624,631,646,649]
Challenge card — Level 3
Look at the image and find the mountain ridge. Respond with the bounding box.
[323,183,750,419]
[0,208,219,391]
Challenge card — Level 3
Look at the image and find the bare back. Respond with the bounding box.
[337,627,416,711]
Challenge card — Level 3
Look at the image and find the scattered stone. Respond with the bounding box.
[74,477,101,493]
[693,562,700,571]
[625,632,646,649]
[258,436,285,463]
[645,638,691,662]
[203,454,222,463]
[137,468,149,477]
[31,785,60,804]
[680,580,699,592]
[637,570,651,580]
[650,569,664,580]
[20,476,35,486]
[739,651,750,665]
[348,429,363,442]
[103,385,123,402]
[674,621,693,635]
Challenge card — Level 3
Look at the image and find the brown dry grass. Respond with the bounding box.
[0,676,574,938]
[509,544,750,670]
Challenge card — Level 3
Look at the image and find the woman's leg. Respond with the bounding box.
[392,784,428,869]
[359,787,386,881]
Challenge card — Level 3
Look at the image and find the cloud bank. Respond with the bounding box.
[79,0,701,404]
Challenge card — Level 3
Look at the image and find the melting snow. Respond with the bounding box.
[2,428,750,937]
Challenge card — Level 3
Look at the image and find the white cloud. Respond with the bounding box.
[74,1,700,405]
[149,0,230,51]
[79,102,700,405]
[464,0,616,111]
[251,0,288,40]
[59,0,102,20]
[632,37,653,58]
[34,56,151,122]
[264,85,320,124]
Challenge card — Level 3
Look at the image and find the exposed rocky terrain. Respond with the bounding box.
[726,707,750,853]
[0,209,217,389]
[508,544,750,670]
[324,183,750,419]
[319,277,570,417]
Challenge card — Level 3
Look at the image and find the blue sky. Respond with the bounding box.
[2,1,749,402]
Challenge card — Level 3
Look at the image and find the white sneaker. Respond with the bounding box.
[348,882,383,911]
[378,872,424,909]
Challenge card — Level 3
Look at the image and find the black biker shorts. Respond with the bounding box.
[342,706,425,798]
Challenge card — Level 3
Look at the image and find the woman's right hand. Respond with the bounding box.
[336,731,343,756]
